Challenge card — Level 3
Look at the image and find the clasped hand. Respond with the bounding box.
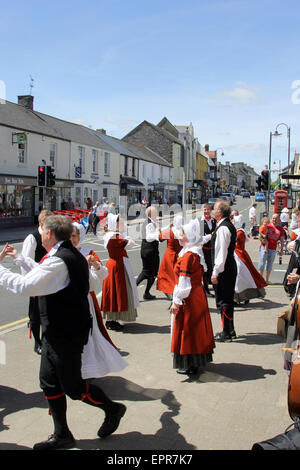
[0,243,18,262]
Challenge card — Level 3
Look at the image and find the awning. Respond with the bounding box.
[120,177,144,188]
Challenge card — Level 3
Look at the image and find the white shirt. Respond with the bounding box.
[249,207,256,220]
[146,219,160,243]
[212,218,232,277]
[280,213,289,223]
[0,242,69,297]
[201,215,213,231]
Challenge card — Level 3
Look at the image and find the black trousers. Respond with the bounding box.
[214,264,237,333]
[39,336,115,410]
[203,248,213,287]
[28,297,41,346]
[136,250,159,294]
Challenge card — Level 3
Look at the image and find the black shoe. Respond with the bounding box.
[143,293,156,300]
[214,331,232,342]
[33,432,75,451]
[176,369,189,375]
[230,330,237,339]
[34,343,42,355]
[97,404,127,439]
[106,321,123,331]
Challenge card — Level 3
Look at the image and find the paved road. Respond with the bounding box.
[0,196,294,451]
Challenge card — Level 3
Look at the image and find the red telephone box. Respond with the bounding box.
[274,190,288,214]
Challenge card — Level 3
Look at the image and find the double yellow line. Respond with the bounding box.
[0,317,28,332]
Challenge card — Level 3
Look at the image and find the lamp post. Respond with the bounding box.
[272,122,291,190]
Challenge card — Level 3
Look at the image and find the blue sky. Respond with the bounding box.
[1,0,300,174]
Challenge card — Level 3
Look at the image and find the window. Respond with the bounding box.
[50,143,57,168]
[17,133,27,164]
[104,152,110,176]
[92,149,98,173]
[78,146,85,173]
[124,156,128,176]
[132,158,135,176]
[142,164,146,179]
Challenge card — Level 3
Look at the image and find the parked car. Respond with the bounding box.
[270,193,275,205]
[241,191,250,198]
[219,195,231,203]
[221,193,234,205]
[255,192,265,202]
[208,197,218,208]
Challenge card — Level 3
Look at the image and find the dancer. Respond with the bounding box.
[233,215,267,305]
[101,213,139,331]
[136,206,160,300]
[21,209,52,354]
[211,200,237,342]
[200,204,217,297]
[170,219,215,375]
[156,214,184,300]
[0,215,126,450]
[70,223,128,379]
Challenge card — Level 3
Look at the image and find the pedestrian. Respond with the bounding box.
[248,203,257,237]
[66,197,75,210]
[280,207,290,228]
[211,200,237,342]
[200,203,217,297]
[86,197,93,210]
[258,213,285,284]
[101,213,139,331]
[169,219,215,375]
[156,214,184,300]
[290,207,299,231]
[0,215,126,450]
[20,209,52,355]
[70,223,128,378]
[136,206,160,300]
[233,215,267,305]
[93,201,101,235]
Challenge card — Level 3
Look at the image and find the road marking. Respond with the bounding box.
[0,317,28,331]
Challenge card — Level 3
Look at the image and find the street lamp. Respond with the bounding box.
[267,123,291,213]
[272,123,291,189]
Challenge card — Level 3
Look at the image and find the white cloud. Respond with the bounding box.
[216,82,260,105]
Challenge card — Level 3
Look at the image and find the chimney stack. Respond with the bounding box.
[18,95,34,111]
[96,128,106,134]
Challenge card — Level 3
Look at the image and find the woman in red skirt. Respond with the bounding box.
[101,213,139,331]
[170,219,215,376]
[156,214,184,300]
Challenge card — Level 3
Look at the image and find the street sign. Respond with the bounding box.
[75,166,82,178]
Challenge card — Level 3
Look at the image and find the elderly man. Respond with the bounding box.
[0,215,126,450]
[136,206,160,300]
[200,203,217,296]
[211,200,237,342]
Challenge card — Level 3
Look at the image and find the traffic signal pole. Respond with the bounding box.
[267,131,272,214]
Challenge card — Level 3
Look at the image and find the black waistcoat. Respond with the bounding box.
[38,240,92,345]
[202,217,217,248]
[211,218,237,272]
[32,229,47,262]
[141,218,159,254]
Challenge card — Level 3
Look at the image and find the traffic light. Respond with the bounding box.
[46,166,56,187]
[261,170,269,190]
[37,165,46,187]
[256,176,262,191]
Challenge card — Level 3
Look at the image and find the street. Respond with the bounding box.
[0,196,294,451]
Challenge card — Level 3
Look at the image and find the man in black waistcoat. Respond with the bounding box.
[0,215,126,450]
[200,203,217,297]
[136,206,160,300]
[211,200,237,342]
[21,209,52,354]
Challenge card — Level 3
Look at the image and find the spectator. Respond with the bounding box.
[280,207,289,228]
[248,203,257,237]
[290,207,299,231]
[86,197,93,210]
[258,213,285,284]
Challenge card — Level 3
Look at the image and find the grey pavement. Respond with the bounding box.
[0,234,293,451]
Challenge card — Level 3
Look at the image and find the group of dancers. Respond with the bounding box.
[0,201,268,449]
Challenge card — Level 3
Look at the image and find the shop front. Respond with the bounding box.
[0,174,36,227]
